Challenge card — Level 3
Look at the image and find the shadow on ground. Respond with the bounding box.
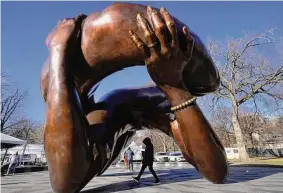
[1,182,27,185]
[81,166,283,193]
[231,164,283,168]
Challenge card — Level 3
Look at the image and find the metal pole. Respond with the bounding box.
[20,143,28,166]
[40,145,44,166]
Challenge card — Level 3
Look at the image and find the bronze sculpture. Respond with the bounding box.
[40,3,228,193]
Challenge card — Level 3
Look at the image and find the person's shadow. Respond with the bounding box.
[81,166,283,193]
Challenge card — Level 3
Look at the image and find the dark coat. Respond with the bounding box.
[142,138,154,166]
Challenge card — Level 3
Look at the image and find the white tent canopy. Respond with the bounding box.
[124,141,143,152]
[1,144,45,165]
[1,133,26,149]
[1,133,27,165]
[1,144,44,155]
[120,141,144,161]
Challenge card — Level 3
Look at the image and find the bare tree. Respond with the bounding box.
[149,129,179,152]
[211,107,235,147]
[132,129,179,152]
[238,113,266,147]
[29,125,44,144]
[9,118,44,144]
[1,73,27,133]
[262,116,283,143]
[151,130,169,152]
[275,116,283,136]
[208,29,283,160]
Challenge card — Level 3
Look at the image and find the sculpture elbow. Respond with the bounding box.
[183,52,220,96]
[207,66,220,92]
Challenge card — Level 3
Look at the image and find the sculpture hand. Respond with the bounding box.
[46,14,86,55]
[180,27,195,61]
[129,6,192,89]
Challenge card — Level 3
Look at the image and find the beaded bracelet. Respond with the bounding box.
[170,97,197,112]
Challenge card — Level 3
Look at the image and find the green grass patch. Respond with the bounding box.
[229,157,283,166]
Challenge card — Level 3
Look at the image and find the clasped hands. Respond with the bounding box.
[46,6,195,91]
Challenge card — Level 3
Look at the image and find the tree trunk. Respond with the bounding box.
[224,130,231,147]
[163,136,167,152]
[249,133,254,147]
[227,131,232,147]
[232,105,250,161]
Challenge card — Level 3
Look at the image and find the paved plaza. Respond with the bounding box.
[1,163,283,193]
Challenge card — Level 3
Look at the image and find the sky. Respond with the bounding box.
[2,1,283,123]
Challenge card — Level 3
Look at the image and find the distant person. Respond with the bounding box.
[133,138,160,184]
[126,147,134,171]
[124,152,128,169]
[6,152,20,175]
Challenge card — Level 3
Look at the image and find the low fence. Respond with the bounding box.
[247,148,283,157]
[1,164,48,176]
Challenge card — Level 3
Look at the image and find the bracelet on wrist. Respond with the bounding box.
[170,96,197,112]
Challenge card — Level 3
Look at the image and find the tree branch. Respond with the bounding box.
[237,65,283,105]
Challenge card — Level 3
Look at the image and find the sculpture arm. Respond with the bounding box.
[162,86,228,184]
[43,17,97,193]
[127,7,228,184]
[80,2,220,96]
[41,3,219,103]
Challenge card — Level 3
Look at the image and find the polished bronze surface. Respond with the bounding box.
[41,3,227,193]
[41,2,219,103]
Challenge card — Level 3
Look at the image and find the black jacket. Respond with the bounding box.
[142,138,154,166]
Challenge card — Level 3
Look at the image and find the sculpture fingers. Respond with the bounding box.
[147,6,169,54]
[129,30,149,58]
[182,26,195,61]
[160,7,179,51]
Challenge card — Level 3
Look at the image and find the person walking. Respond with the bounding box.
[6,152,20,175]
[126,147,134,171]
[133,138,160,184]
